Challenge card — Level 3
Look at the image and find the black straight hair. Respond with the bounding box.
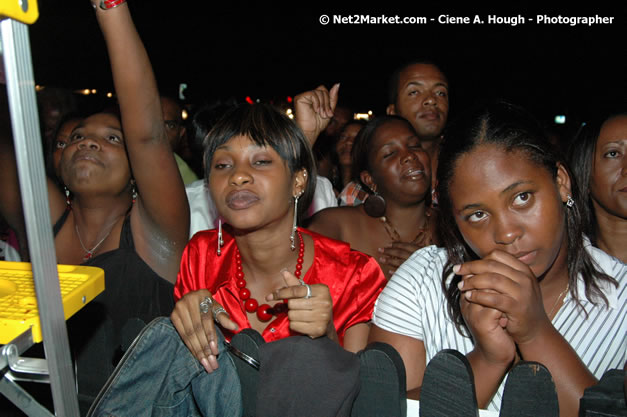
[203,103,317,223]
[436,101,617,335]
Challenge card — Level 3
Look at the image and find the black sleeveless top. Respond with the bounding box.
[54,210,175,411]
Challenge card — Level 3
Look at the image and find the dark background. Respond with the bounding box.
[29,3,626,141]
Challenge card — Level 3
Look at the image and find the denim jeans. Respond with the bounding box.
[87,317,243,417]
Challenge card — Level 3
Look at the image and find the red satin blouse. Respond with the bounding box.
[174,227,386,345]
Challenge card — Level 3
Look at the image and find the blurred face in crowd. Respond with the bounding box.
[590,115,627,220]
[161,97,186,152]
[324,106,352,138]
[336,122,362,168]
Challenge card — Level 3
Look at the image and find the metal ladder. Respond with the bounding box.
[0,1,80,415]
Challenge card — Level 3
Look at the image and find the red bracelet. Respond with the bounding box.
[98,0,127,10]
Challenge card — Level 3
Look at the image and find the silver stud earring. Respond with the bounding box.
[566,195,575,208]
[217,218,224,256]
[290,194,300,251]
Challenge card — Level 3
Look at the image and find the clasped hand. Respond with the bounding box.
[456,250,551,365]
[171,270,333,373]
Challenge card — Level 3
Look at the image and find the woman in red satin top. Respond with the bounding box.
[170,100,387,373]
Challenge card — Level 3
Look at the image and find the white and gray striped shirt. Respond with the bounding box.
[372,244,626,412]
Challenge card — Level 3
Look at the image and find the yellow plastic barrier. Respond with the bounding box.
[0,0,38,25]
[0,261,104,343]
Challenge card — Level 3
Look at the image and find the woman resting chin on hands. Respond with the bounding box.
[368,102,624,417]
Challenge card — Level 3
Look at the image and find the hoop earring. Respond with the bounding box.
[566,195,575,208]
[64,186,71,208]
[363,186,386,218]
[290,194,300,251]
[217,218,224,256]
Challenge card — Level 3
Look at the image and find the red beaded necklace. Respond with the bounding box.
[235,231,305,322]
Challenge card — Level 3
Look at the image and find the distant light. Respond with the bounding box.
[288,114,294,119]
[245,96,254,105]
[554,115,566,124]
[91,89,97,94]
[367,110,373,115]
[181,109,188,120]
[82,89,91,95]
[106,92,113,98]
[256,99,260,103]
[286,108,293,115]
[179,83,187,101]
[35,85,44,92]
[355,113,370,120]
[287,96,293,103]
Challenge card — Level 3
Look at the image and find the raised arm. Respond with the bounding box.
[294,84,339,146]
[93,2,189,281]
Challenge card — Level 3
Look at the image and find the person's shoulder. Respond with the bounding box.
[188,228,218,246]
[582,242,626,307]
[394,245,449,284]
[306,205,362,237]
[314,175,334,191]
[585,243,627,281]
[302,227,368,264]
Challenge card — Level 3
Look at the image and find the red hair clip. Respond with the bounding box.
[98,0,127,10]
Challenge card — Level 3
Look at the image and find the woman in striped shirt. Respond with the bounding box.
[369,101,625,416]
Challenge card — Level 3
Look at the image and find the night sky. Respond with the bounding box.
[28,3,626,139]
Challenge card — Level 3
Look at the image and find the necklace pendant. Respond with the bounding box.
[83,252,93,261]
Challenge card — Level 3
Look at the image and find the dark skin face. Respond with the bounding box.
[590,115,627,220]
[160,97,186,152]
[362,120,431,205]
[209,135,305,232]
[53,117,81,177]
[387,64,449,142]
[450,145,571,280]
[60,113,131,195]
[336,123,361,168]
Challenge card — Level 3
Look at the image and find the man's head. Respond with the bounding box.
[160,96,186,152]
[324,106,352,138]
[386,62,449,148]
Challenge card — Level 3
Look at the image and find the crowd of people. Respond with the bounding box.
[0,2,624,416]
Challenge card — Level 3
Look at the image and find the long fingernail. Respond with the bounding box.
[201,358,210,373]
[453,264,461,274]
[465,290,472,300]
[457,280,464,290]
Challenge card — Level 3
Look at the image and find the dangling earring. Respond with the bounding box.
[64,186,71,208]
[131,181,137,204]
[566,195,575,208]
[290,194,300,251]
[363,185,386,218]
[217,218,224,256]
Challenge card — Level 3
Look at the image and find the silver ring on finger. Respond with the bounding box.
[212,306,227,322]
[303,283,312,299]
[199,296,213,314]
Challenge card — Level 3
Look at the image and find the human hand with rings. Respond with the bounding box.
[170,289,239,373]
[266,270,335,340]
